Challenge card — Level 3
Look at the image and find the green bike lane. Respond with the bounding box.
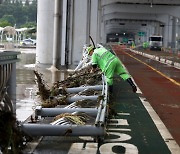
[98,80,173,154]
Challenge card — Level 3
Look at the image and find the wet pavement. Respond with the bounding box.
[14,47,180,153]
[15,49,70,121]
[16,49,36,121]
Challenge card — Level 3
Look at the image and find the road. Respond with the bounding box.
[112,45,180,146]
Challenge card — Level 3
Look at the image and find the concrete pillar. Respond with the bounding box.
[101,8,106,44]
[154,22,161,35]
[168,16,173,48]
[36,0,54,68]
[165,15,177,51]
[171,16,177,52]
[177,19,180,50]
[90,0,99,45]
[97,0,102,43]
[71,0,89,66]
[86,0,91,44]
[162,15,170,48]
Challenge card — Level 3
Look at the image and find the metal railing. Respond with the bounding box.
[21,44,109,141]
[0,51,20,112]
[21,75,108,140]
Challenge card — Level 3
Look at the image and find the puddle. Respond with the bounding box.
[16,49,70,121]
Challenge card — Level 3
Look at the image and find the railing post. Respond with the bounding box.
[0,51,20,114]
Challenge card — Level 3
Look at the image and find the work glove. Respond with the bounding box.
[126,78,137,93]
[132,85,137,93]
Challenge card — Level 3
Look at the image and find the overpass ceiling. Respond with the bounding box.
[102,0,180,6]
[103,12,165,23]
[102,0,180,22]
[102,0,180,34]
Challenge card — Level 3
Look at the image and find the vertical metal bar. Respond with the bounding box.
[7,63,16,114]
[86,0,91,44]
[95,75,105,125]
[52,0,62,69]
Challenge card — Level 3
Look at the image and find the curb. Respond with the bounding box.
[129,49,180,69]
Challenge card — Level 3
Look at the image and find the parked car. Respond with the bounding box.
[20,38,36,46]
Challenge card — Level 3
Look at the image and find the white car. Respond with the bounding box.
[21,39,36,46]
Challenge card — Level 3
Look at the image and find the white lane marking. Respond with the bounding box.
[68,143,98,154]
[104,132,131,142]
[117,113,130,116]
[109,119,129,126]
[99,143,138,154]
[139,95,180,153]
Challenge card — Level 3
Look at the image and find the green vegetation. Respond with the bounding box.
[0,0,37,28]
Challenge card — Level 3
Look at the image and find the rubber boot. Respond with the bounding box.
[109,85,113,94]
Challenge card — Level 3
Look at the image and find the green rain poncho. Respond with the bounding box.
[91,47,131,85]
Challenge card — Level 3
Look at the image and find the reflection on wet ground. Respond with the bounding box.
[16,49,70,121]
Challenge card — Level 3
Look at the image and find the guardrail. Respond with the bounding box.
[0,51,20,113]
[21,75,108,141]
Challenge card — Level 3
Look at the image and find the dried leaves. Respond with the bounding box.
[0,111,32,153]
[34,68,102,108]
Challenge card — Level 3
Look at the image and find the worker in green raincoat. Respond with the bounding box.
[87,45,137,93]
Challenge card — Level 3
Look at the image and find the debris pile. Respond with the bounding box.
[34,67,102,108]
[0,109,32,153]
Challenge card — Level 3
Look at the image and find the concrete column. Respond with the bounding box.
[97,0,102,43]
[36,0,54,68]
[171,16,177,52]
[71,0,89,66]
[177,19,180,50]
[151,22,155,35]
[86,0,91,44]
[168,16,173,48]
[163,16,170,48]
[164,26,169,48]
[101,8,106,44]
[155,22,162,35]
[90,0,98,45]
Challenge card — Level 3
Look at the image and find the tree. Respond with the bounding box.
[1,15,16,26]
[21,21,36,28]
[25,0,29,6]
[0,0,37,27]
[3,0,11,4]
[0,20,12,27]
